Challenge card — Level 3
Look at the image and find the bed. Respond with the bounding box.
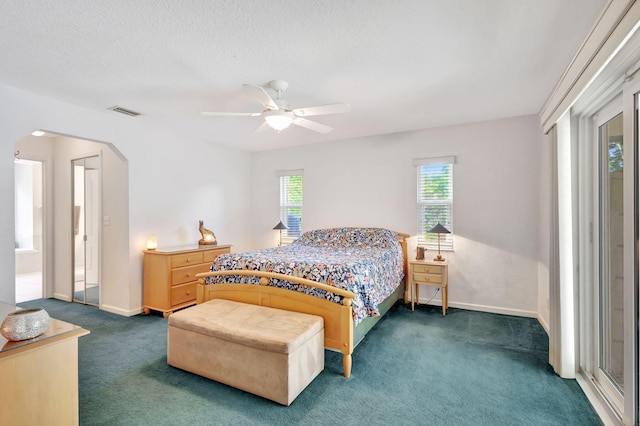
[195,227,410,378]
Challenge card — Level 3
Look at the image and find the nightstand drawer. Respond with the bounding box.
[412,263,443,275]
[171,264,209,285]
[171,282,197,306]
[413,272,443,284]
[171,252,204,268]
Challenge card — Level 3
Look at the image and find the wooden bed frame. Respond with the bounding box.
[195,232,410,378]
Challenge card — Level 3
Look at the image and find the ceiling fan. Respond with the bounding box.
[201,80,350,134]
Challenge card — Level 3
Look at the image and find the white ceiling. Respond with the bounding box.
[0,0,607,151]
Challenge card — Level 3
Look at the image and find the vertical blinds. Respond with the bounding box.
[414,157,454,249]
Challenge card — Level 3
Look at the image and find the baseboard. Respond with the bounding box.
[537,314,550,335]
[53,293,71,302]
[51,295,141,317]
[417,296,537,318]
[100,304,143,317]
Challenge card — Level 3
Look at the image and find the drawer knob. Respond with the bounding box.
[186,273,191,278]
[186,258,191,262]
[186,291,191,295]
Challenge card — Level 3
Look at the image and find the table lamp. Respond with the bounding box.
[428,223,450,261]
[146,234,158,250]
[273,221,289,246]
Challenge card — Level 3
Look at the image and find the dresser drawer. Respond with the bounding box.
[203,248,227,263]
[413,263,443,275]
[413,272,443,284]
[144,244,231,317]
[171,282,197,306]
[171,252,204,268]
[171,264,209,285]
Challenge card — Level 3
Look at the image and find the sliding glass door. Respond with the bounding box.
[580,78,640,423]
[594,107,624,412]
[569,27,640,425]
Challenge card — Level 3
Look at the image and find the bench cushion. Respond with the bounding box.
[168,299,324,353]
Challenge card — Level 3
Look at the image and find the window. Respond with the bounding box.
[278,169,303,242]
[414,157,454,249]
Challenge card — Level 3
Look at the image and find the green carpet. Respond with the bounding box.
[18,299,599,425]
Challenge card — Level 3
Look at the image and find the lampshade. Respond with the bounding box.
[273,221,289,230]
[428,223,450,234]
[264,111,293,131]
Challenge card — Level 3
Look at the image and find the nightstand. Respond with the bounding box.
[409,259,449,316]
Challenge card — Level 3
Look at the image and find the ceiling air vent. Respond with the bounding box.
[108,105,142,117]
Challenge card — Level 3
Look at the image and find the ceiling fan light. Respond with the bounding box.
[264,111,293,131]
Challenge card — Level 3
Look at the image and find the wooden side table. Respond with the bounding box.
[0,302,89,425]
[409,259,449,316]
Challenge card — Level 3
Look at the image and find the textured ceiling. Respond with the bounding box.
[0,0,607,151]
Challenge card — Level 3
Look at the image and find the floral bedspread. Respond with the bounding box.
[205,227,405,324]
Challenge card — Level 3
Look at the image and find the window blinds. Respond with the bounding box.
[277,170,303,240]
[415,157,454,249]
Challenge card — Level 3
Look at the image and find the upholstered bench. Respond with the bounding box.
[167,299,324,406]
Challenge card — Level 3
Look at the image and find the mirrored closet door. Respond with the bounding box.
[72,155,101,306]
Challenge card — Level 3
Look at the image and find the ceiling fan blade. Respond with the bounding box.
[201,111,261,117]
[292,117,332,134]
[292,103,351,117]
[254,121,271,133]
[243,84,278,110]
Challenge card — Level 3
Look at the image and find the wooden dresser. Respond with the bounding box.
[143,244,231,317]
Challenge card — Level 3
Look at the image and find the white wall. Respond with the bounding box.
[250,115,543,316]
[0,82,545,317]
[49,136,129,313]
[0,84,251,313]
[16,135,128,306]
